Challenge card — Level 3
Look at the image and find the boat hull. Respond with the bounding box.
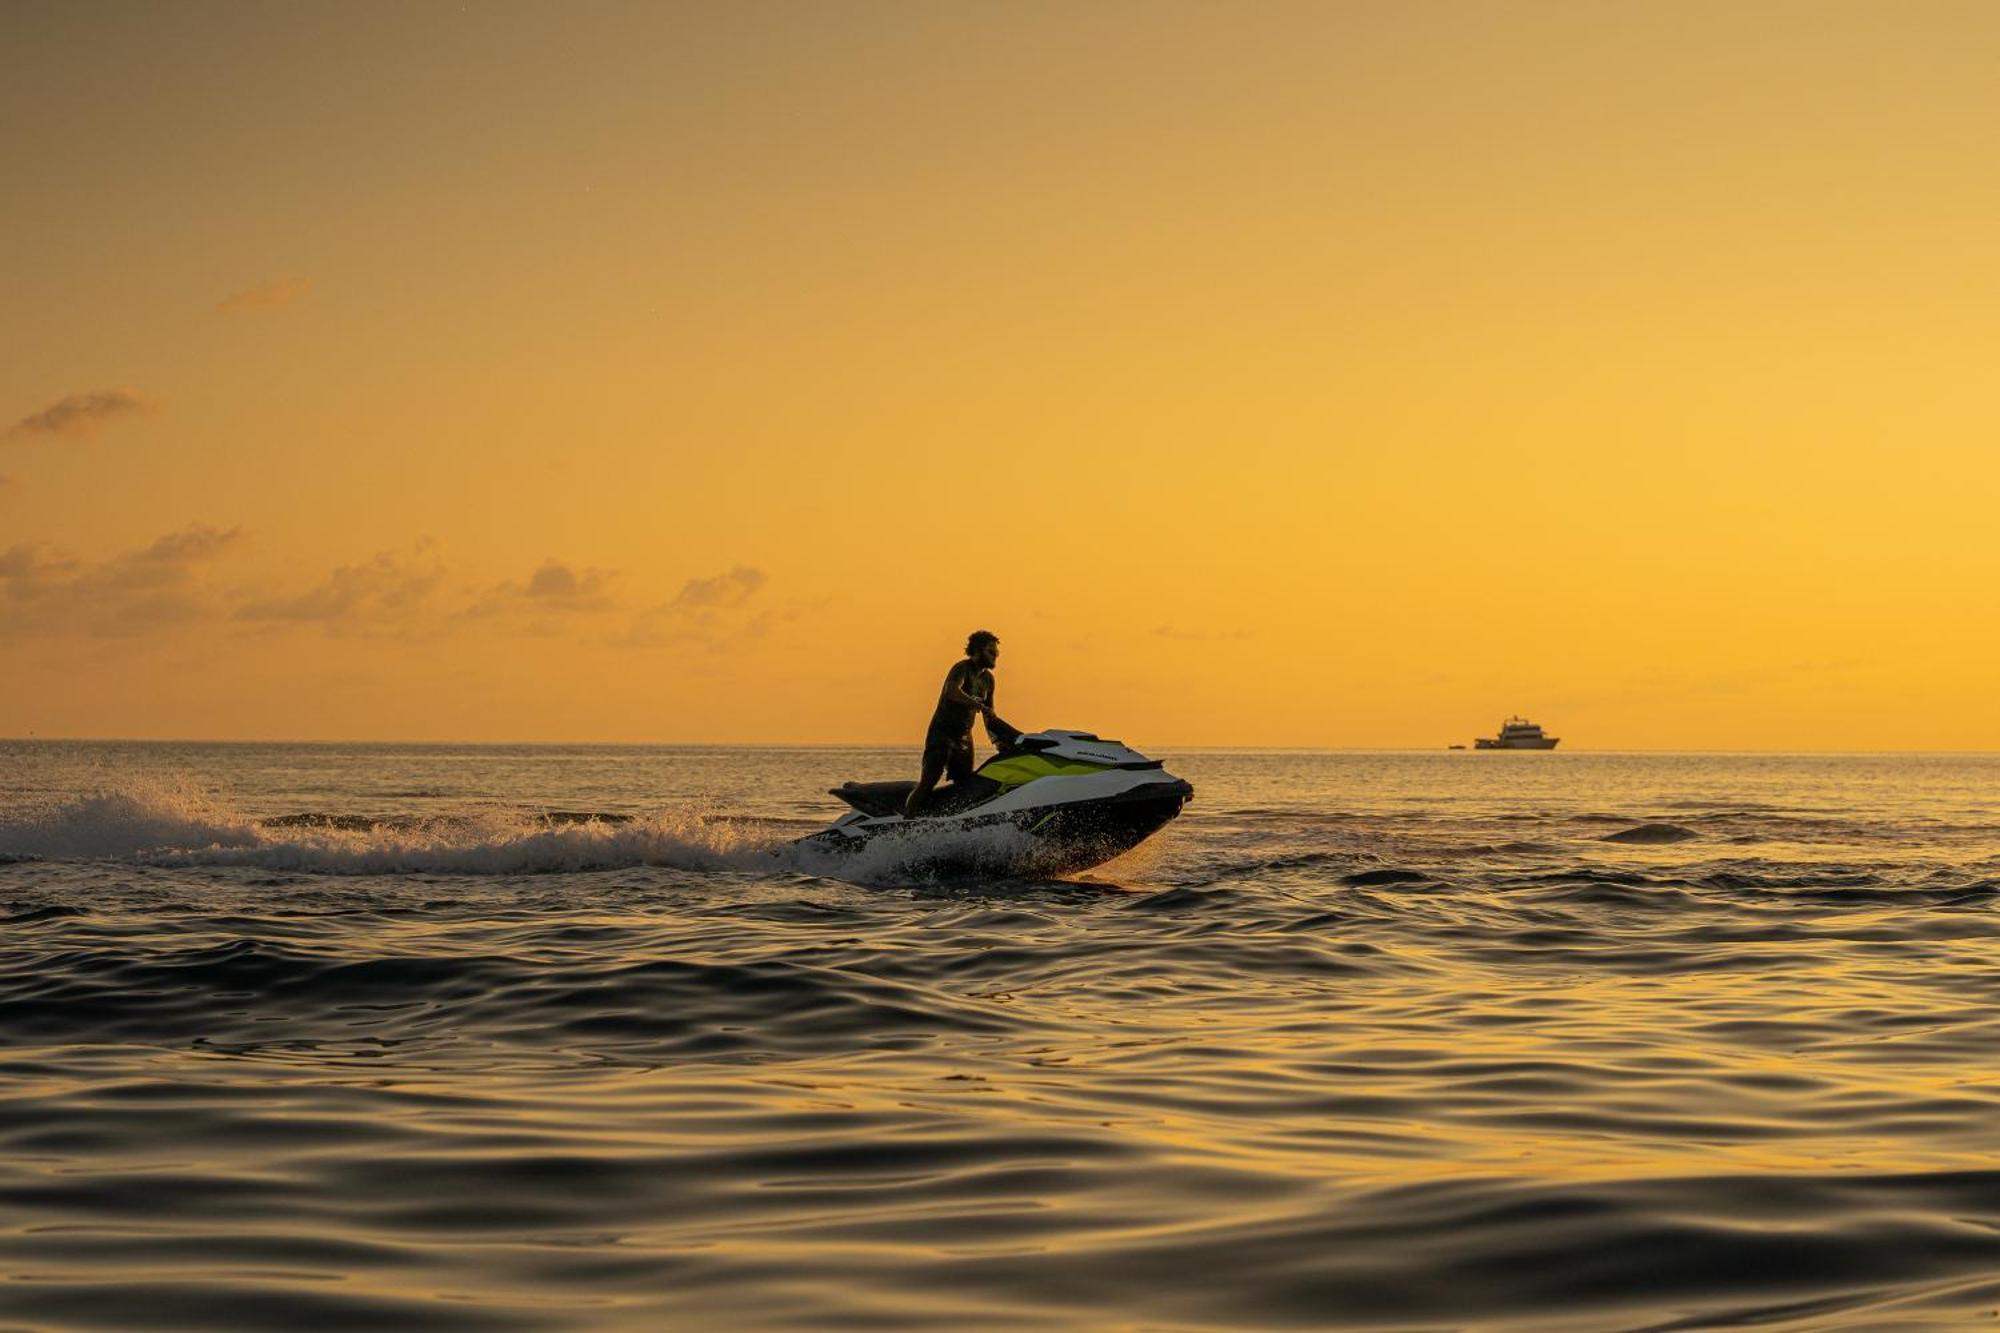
[1473,738,1559,749]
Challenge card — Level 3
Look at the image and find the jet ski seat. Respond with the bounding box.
[830,780,916,816]
[831,776,1002,818]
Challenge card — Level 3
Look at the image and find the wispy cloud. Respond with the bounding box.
[4,389,153,443]
[215,278,312,316]
[0,525,244,638]
[463,558,619,627]
[0,530,787,653]
[236,541,444,637]
[672,564,765,609]
[625,563,771,648]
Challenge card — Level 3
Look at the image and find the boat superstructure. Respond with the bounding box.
[1474,716,1560,750]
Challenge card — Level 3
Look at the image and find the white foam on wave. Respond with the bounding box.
[0,780,783,876]
[0,777,265,862]
[0,780,1129,883]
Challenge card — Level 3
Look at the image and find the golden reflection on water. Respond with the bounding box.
[6,748,2000,1327]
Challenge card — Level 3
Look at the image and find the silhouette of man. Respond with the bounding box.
[904,630,1018,818]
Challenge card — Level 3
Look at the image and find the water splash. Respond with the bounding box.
[0,781,778,875]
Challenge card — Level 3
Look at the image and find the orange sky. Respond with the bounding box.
[4,1,1998,747]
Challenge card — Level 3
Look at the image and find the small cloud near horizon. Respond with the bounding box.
[0,534,795,651]
[527,559,616,606]
[0,524,244,638]
[4,389,153,443]
[215,278,313,316]
[624,563,772,648]
[673,564,765,609]
[237,541,445,637]
[463,558,619,624]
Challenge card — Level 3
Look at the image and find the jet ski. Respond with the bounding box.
[797,729,1193,878]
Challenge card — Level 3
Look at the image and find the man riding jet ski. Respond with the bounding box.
[798,729,1194,878]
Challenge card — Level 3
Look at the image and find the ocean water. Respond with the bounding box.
[4,742,2000,1332]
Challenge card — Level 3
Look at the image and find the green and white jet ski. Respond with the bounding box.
[800,729,1193,878]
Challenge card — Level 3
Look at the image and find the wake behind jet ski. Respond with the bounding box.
[796,729,1193,879]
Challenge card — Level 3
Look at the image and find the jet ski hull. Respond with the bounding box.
[798,775,1193,879]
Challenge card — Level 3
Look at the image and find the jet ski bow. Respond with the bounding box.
[798,729,1193,878]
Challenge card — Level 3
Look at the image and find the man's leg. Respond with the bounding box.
[945,737,975,786]
[904,745,946,818]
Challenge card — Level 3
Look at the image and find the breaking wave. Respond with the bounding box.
[0,781,777,875]
[0,781,1129,885]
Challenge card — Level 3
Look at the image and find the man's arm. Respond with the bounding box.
[979,672,1019,745]
[942,662,986,709]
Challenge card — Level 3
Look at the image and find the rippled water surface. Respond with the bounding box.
[5,742,2000,1330]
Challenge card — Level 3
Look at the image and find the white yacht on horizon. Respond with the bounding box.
[1474,716,1560,750]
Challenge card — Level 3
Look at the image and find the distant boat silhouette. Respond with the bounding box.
[1474,716,1559,750]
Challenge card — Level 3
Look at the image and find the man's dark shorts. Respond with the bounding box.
[922,728,975,784]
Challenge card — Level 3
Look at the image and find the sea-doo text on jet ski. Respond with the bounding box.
[798,729,1193,878]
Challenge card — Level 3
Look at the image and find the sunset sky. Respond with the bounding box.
[5,1,1998,748]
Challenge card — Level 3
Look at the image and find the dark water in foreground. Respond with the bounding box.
[4,743,2000,1331]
